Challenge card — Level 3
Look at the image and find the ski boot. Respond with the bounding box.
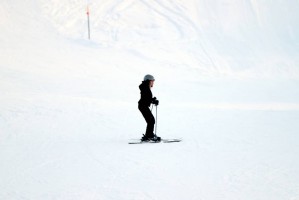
[149,135,161,142]
[141,134,161,142]
[141,134,150,142]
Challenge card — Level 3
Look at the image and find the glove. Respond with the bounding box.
[152,97,159,106]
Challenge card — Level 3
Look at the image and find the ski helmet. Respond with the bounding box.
[144,74,155,81]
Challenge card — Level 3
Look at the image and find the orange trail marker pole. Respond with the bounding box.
[86,5,91,40]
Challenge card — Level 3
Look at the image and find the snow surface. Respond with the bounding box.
[1,0,299,199]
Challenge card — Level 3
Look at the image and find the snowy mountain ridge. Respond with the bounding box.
[1,0,298,79]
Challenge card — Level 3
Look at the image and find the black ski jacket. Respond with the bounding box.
[138,80,153,107]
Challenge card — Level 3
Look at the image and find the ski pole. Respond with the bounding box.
[154,104,158,137]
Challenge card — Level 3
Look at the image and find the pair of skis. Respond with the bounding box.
[131,104,182,144]
[128,138,182,144]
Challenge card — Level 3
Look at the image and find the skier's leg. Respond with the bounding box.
[145,112,155,137]
[138,105,155,138]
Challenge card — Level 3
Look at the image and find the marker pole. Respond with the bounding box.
[87,5,90,40]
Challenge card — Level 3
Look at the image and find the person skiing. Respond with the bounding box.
[138,74,161,142]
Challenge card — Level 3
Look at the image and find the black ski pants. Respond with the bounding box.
[138,104,155,138]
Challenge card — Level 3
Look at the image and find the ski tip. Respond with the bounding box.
[162,138,182,143]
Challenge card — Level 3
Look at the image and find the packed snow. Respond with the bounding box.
[1,0,299,199]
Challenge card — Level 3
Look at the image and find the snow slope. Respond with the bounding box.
[1,0,299,199]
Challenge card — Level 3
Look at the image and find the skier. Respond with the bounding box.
[138,74,161,142]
